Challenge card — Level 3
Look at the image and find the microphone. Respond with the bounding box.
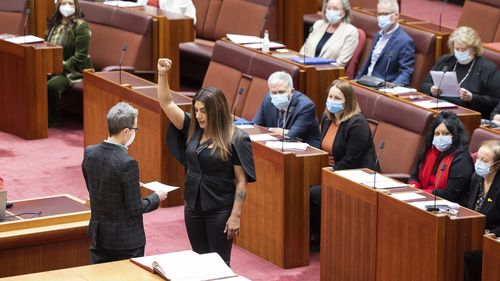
[119,43,128,85]
[372,141,385,188]
[383,52,393,89]
[23,8,31,43]
[232,87,245,121]
[435,65,449,110]
[426,163,447,212]
[438,0,449,32]
[303,26,314,64]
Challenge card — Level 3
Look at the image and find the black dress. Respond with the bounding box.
[421,54,500,118]
[167,113,256,264]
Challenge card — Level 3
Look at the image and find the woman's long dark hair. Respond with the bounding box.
[421,111,469,158]
[47,0,85,31]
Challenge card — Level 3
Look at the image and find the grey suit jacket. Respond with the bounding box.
[82,142,160,250]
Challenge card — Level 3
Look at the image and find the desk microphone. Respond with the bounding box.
[372,141,385,188]
[426,163,447,212]
[258,12,269,51]
[303,26,314,64]
[119,43,128,85]
[438,0,449,32]
[232,87,245,121]
[23,8,31,43]
[435,65,449,110]
[383,52,393,89]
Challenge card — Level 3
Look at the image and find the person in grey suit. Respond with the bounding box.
[82,102,168,264]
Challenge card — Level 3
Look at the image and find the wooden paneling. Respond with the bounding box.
[321,168,486,281]
[483,234,500,280]
[29,0,55,38]
[235,140,328,268]
[276,0,318,51]
[0,40,62,139]
[83,71,191,206]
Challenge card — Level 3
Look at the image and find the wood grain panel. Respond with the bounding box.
[482,235,500,281]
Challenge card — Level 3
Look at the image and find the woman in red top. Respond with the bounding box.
[408,111,473,206]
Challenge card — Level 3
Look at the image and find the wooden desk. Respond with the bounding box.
[235,131,328,268]
[346,80,482,135]
[482,234,500,280]
[83,71,191,206]
[0,40,62,139]
[0,194,90,278]
[225,40,345,118]
[321,168,485,281]
[0,260,163,281]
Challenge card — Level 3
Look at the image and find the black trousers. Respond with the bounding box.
[464,250,482,281]
[184,205,233,265]
[310,184,322,241]
[90,246,144,264]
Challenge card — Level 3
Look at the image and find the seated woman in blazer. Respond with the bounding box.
[408,112,474,206]
[421,26,500,119]
[464,140,500,281]
[309,79,378,248]
[300,0,359,67]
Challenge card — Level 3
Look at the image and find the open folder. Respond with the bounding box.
[131,250,239,280]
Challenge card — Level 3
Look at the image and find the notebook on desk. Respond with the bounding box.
[291,56,336,65]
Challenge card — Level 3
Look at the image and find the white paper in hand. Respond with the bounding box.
[430,71,460,97]
[142,181,179,193]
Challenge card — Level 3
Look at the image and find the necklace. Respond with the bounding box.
[452,58,476,87]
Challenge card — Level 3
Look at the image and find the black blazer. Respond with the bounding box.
[82,142,160,250]
[467,173,500,236]
[321,113,379,171]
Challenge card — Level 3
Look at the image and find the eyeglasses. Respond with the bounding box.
[128,127,140,132]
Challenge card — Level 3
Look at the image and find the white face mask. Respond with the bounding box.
[325,10,342,24]
[124,129,135,147]
[454,49,473,64]
[59,3,75,18]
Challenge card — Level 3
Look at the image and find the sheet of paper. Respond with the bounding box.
[103,1,143,7]
[390,192,426,201]
[5,35,44,44]
[249,134,278,141]
[430,70,460,97]
[265,141,308,150]
[409,200,460,210]
[142,181,179,193]
[236,124,254,129]
[226,34,262,44]
[243,42,286,50]
[360,179,408,189]
[379,86,417,94]
[413,99,458,109]
[131,250,198,272]
[334,170,372,180]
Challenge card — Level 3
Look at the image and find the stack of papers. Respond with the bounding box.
[409,200,460,211]
[413,99,458,109]
[334,170,407,189]
[265,141,309,150]
[390,192,426,201]
[430,71,459,97]
[5,35,44,44]
[227,34,261,44]
[249,134,278,141]
[379,86,417,95]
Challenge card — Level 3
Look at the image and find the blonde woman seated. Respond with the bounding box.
[300,0,359,67]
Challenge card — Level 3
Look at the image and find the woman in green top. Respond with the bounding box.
[46,0,92,125]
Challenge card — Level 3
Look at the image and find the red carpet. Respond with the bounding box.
[0,123,319,281]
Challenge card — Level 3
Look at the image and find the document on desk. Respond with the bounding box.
[227,34,262,44]
[265,141,309,150]
[361,178,408,189]
[379,86,417,95]
[334,170,372,182]
[236,124,254,129]
[243,42,286,50]
[409,200,460,210]
[5,35,44,44]
[103,1,143,7]
[390,192,426,201]
[413,99,458,109]
[249,134,278,141]
[430,71,460,97]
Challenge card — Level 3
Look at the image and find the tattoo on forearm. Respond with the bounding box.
[236,191,246,201]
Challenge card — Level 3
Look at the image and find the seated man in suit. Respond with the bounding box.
[355,0,415,86]
[82,102,168,264]
[252,71,321,148]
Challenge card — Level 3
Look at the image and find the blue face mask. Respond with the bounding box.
[432,135,453,152]
[270,93,290,110]
[325,10,342,24]
[377,15,394,31]
[326,99,344,114]
[475,160,492,178]
[454,49,472,64]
